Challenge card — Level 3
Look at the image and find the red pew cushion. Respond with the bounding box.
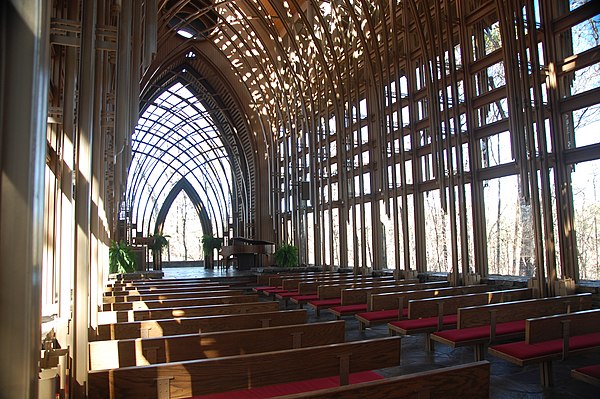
[389,314,458,331]
[489,332,600,360]
[308,299,342,307]
[276,291,300,298]
[187,371,384,399]
[574,364,600,379]
[290,294,319,302]
[356,308,408,322]
[329,304,368,314]
[432,320,525,343]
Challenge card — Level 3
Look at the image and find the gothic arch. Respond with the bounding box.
[154,178,213,236]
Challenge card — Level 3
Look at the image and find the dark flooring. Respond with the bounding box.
[162,267,600,399]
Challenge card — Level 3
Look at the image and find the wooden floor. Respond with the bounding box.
[161,266,599,399]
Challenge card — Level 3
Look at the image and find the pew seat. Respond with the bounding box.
[306,299,341,317]
[388,314,458,336]
[489,332,600,364]
[431,319,525,347]
[571,364,600,387]
[355,308,408,329]
[328,304,367,319]
[487,309,600,387]
[289,294,319,307]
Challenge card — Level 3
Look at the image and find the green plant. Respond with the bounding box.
[201,234,223,256]
[148,233,170,252]
[274,243,299,268]
[109,240,137,274]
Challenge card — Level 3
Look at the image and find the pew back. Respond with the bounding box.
[457,293,593,328]
[527,308,600,343]
[97,301,279,324]
[89,320,346,370]
[408,288,533,319]
[90,309,308,341]
[101,294,259,312]
[340,281,443,306]
[369,284,491,311]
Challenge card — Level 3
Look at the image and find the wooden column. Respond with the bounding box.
[0,1,49,397]
[73,0,97,395]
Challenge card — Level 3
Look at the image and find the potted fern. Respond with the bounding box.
[109,240,137,274]
[148,233,170,271]
[201,234,223,269]
[274,243,299,268]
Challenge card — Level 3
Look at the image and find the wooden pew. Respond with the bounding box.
[328,281,447,319]
[354,284,493,330]
[97,301,279,324]
[388,288,533,345]
[571,364,600,388]
[307,280,410,317]
[102,289,246,304]
[289,277,396,309]
[261,274,363,297]
[87,336,402,399]
[105,281,224,293]
[90,309,308,341]
[430,293,593,361]
[89,320,346,370]
[101,294,260,311]
[488,308,600,387]
[253,272,337,291]
[103,285,235,297]
[271,361,491,399]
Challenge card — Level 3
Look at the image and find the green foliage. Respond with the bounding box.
[109,240,137,274]
[148,233,170,252]
[274,243,299,268]
[201,234,223,256]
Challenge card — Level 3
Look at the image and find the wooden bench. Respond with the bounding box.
[90,309,308,341]
[103,285,235,297]
[488,308,600,387]
[253,272,338,292]
[328,281,446,319]
[430,293,593,361]
[289,277,395,309]
[101,294,261,311]
[89,320,346,370]
[307,280,410,317]
[87,336,402,399]
[571,364,600,388]
[106,281,224,293]
[259,275,356,297]
[354,284,492,330]
[268,361,490,399]
[102,289,246,304]
[388,288,533,347]
[97,301,280,324]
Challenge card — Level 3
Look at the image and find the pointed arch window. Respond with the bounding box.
[127,81,232,240]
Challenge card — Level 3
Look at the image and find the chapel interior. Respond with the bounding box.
[1,0,600,398]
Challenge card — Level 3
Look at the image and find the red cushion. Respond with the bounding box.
[329,304,368,314]
[389,314,458,331]
[290,294,319,302]
[187,371,383,399]
[356,308,408,322]
[490,332,600,360]
[432,320,525,343]
[308,299,341,307]
[263,288,287,294]
[276,291,300,298]
[574,364,600,379]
